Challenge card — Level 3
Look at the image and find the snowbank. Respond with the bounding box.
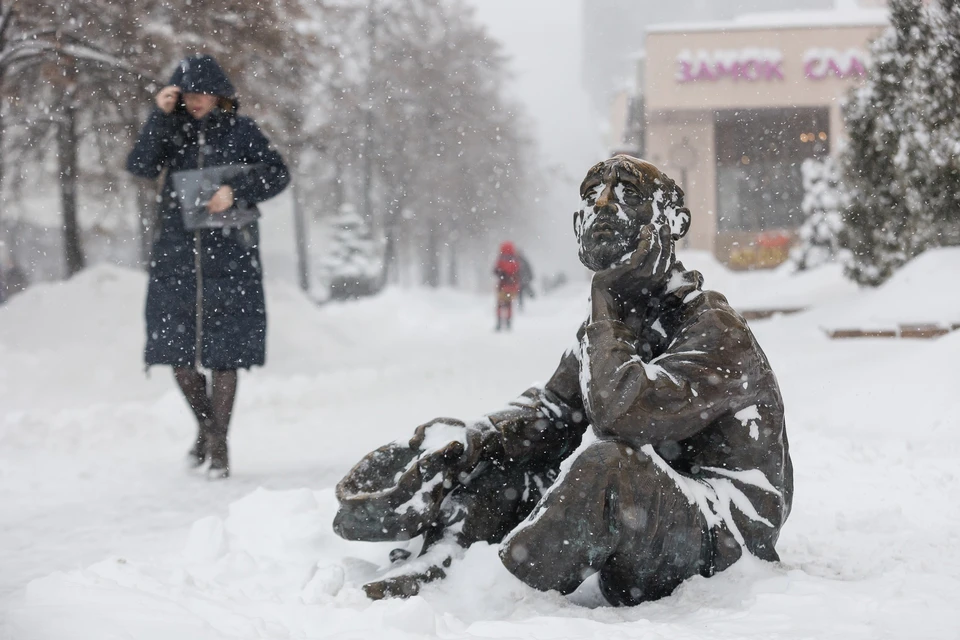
[7,478,960,639]
[812,248,960,331]
[678,249,858,312]
[3,260,960,639]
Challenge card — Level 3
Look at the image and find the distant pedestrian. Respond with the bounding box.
[126,54,290,479]
[516,251,535,311]
[493,241,521,331]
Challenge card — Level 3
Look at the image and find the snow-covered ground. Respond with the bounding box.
[2,252,960,639]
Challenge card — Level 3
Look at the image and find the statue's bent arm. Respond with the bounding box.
[582,307,753,447]
[485,346,588,465]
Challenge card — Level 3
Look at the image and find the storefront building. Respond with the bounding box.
[638,10,887,268]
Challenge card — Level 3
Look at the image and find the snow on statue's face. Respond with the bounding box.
[574,156,690,272]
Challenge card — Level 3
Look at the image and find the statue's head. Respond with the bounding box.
[574,155,691,272]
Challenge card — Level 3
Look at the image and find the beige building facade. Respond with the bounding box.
[640,11,887,268]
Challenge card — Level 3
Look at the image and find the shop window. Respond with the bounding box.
[715,108,829,232]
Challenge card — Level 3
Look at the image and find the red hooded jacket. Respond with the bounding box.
[494,242,521,294]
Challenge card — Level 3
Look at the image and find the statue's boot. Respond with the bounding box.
[361,513,465,600]
[363,557,451,600]
[361,461,557,600]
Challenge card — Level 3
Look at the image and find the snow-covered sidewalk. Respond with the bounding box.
[2,262,960,639]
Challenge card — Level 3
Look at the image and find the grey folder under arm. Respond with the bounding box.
[172,164,263,230]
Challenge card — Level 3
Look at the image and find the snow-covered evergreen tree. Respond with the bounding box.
[323,204,382,300]
[791,158,849,271]
[839,0,924,285]
[900,0,960,247]
[840,0,960,285]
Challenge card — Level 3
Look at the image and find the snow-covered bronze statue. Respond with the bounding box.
[334,155,793,605]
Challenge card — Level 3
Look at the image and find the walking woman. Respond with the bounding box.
[127,55,290,479]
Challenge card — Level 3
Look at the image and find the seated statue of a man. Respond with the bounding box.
[333,155,793,605]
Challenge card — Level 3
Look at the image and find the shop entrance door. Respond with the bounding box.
[714,107,829,268]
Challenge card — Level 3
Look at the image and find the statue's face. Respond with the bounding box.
[575,162,658,272]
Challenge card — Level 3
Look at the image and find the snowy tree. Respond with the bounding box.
[322,203,382,300]
[898,0,960,247]
[1,0,313,276]
[1,0,531,287]
[791,157,849,271]
[304,0,530,288]
[840,0,960,286]
[1,0,158,275]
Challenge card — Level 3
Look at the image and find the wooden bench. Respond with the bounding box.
[739,307,806,321]
[825,324,960,339]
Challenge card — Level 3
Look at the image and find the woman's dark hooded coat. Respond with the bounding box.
[127,55,289,369]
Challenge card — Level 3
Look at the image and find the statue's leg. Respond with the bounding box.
[499,440,708,604]
[595,450,711,606]
[439,462,557,547]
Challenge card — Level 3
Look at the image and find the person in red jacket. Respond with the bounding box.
[493,241,521,331]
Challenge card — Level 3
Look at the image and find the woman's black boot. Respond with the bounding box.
[187,417,213,468]
[206,431,230,479]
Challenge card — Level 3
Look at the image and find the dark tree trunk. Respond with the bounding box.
[379,227,396,288]
[0,100,5,220]
[291,176,311,292]
[422,225,440,287]
[447,239,458,287]
[0,3,8,223]
[331,159,346,213]
[59,92,83,276]
[0,0,7,202]
[135,177,156,267]
[379,188,403,288]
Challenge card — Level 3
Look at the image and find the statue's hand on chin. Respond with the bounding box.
[591,223,675,321]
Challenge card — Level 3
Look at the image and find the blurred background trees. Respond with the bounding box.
[321,202,380,299]
[790,157,848,272]
[0,0,530,295]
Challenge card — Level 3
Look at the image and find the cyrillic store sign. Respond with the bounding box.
[677,49,784,83]
[676,48,868,83]
[803,48,868,80]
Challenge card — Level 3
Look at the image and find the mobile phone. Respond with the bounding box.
[174,91,186,114]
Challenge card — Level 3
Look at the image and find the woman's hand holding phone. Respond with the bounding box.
[156,85,181,114]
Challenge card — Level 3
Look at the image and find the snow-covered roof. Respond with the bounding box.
[647,8,888,35]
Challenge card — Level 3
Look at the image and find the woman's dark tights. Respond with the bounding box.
[174,367,238,463]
